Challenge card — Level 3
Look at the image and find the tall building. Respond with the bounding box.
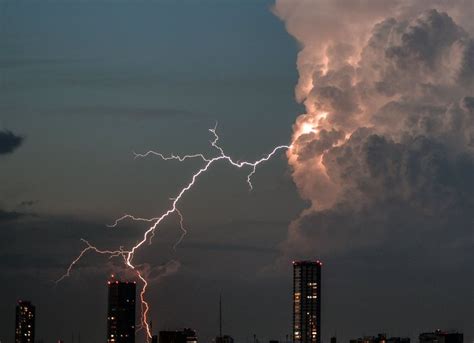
[15,300,35,343]
[293,260,322,343]
[107,278,136,343]
[419,331,463,343]
[159,329,197,343]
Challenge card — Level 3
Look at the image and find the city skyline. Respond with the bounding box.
[1,0,473,342]
[7,265,467,343]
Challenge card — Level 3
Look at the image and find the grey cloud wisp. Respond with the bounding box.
[0,130,23,155]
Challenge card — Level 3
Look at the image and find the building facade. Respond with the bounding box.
[15,300,35,343]
[107,279,136,343]
[293,260,322,343]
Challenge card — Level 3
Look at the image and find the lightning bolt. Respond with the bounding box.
[173,208,187,251]
[57,124,290,341]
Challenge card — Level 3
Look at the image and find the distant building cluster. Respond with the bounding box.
[158,329,197,343]
[347,331,464,343]
[11,261,465,343]
[349,334,410,343]
[419,331,463,343]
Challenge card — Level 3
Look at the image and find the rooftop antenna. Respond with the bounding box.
[219,293,222,339]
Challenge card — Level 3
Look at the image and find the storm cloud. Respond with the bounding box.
[274,1,474,261]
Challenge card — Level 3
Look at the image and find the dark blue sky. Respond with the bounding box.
[1,0,301,218]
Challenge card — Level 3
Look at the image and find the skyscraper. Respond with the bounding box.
[15,300,35,343]
[293,260,322,343]
[107,278,136,343]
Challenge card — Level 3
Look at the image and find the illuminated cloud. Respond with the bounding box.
[274,0,474,257]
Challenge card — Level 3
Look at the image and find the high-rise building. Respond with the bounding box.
[107,278,136,343]
[15,300,35,343]
[159,329,197,343]
[419,331,463,343]
[293,260,322,343]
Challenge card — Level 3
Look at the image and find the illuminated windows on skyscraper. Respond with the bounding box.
[107,278,136,343]
[15,300,35,343]
[293,260,322,343]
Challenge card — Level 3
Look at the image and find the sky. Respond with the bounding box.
[0,1,473,343]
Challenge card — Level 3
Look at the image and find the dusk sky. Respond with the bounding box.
[0,1,473,343]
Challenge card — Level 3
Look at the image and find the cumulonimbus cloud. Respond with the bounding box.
[273,0,474,258]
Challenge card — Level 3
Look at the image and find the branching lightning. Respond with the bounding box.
[57,125,290,341]
[173,209,187,251]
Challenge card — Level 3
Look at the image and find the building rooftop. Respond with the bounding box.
[292,260,323,266]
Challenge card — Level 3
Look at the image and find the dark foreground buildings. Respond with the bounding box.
[159,329,197,343]
[216,336,234,343]
[15,300,35,343]
[293,260,322,343]
[350,334,410,343]
[419,331,463,343]
[107,279,136,343]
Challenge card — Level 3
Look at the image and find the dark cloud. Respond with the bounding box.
[17,200,38,208]
[0,130,24,155]
[286,124,474,260]
[323,127,474,208]
[358,9,473,103]
[385,10,465,69]
[459,38,474,88]
[0,209,26,223]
